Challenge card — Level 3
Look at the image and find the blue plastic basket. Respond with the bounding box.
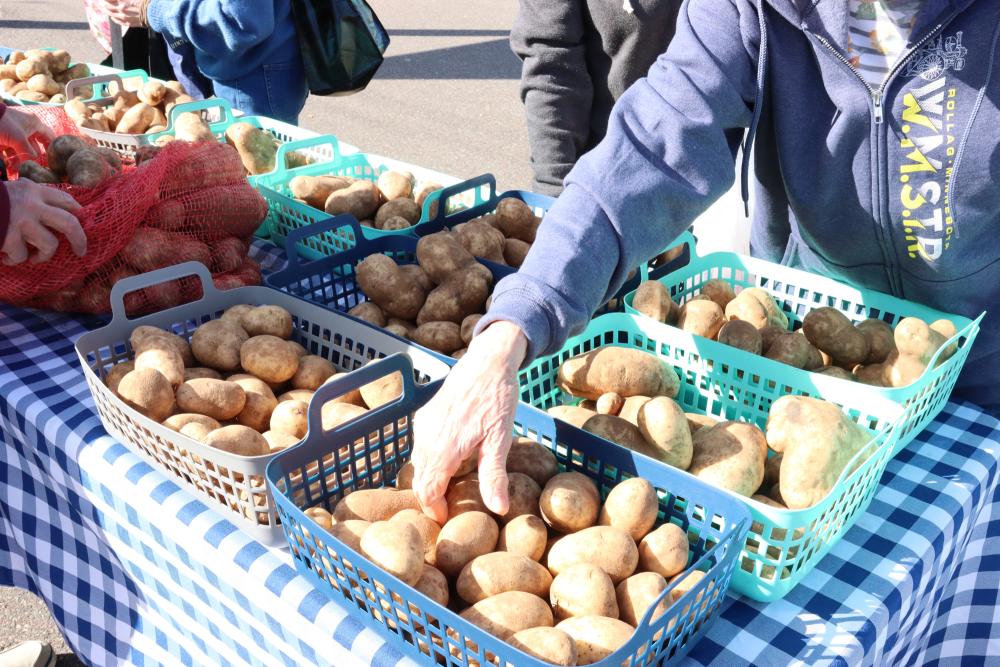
[264,215,512,343]
[520,312,908,601]
[266,353,751,667]
[622,232,983,454]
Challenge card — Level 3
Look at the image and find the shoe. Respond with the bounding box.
[0,642,56,667]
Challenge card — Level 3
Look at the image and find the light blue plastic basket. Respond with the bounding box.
[622,232,982,454]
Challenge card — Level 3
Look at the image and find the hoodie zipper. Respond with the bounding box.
[813,25,945,295]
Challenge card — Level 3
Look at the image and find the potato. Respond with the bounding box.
[699,279,737,309]
[766,396,871,509]
[289,175,352,209]
[931,319,958,361]
[505,472,542,523]
[667,569,708,604]
[638,523,689,578]
[457,552,553,604]
[26,73,59,96]
[287,341,308,358]
[498,514,548,562]
[413,564,450,608]
[15,58,47,82]
[496,198,540,243]
[460,591,553,640]
[117,369,174,421]
[555,616,634,665]
[549,563,618,621]
[64,149,111,188]
[388,509,441,563]
[376,170,414,200]
[818,365,856,381]
[394,461,415,490]
[262,430,300,452]
[16,160,58,185]
[291,355,335,390]
[219,305,254,327]
[434,511,499,577]
[0,63,17,79]
[557,347,679,400]
[688,421,767,497]
[174,112,214,142]
[329,519,371,553]
[685,412,719,434]
[636,396,693,469]
[203,424,268,456]
[763,452,783,488]
[411,321,464,354]
[49,93,66,104]
[415,232,477,284]
[269,400,309,438]
[678,299,725,339]
[134,348,184,390]
[45,135,89,175]
[453,220,505,264]
[617,572,669,627]
[104,361,136,395]
[447,476,490,516]
[15,90,49,102]
[240,335,300,383]
[163,413,221,433]
[6,51,26,65]
[803,340,825,370]
[894,317,946,364]
[333,489,421,523]
[617,395,651,427]
[725,288,788,329]
[134,329,195,366]
[320,402,368,431]
[179,421,214,443]
[356,254,428,321]
[547,404,597,429]
[359,520,424,585]
[375,197,421,228]
[325,180,380,219]
[547,526,638,583]
[599,477,658,542]
[856,319,896,365]
[632,280,677,324]
[764,332,813,369]
[718,320,763,354]
[802,307,870,368]
[506,437,559,487]
[277,388,314,403]
[241,305,293,339]
[303,506,334,533]
[115,102,156,134]
[509,628,577,667]
[191,320,248,371]
[228,375,278,432]
[540,472,600,533]
[135,80,165,106]
[320,373,366,407]
[594,392,624,416]
[224,122,277,175]
[417,267,491,325]
[583,414,665,461]
[348,302,386,328]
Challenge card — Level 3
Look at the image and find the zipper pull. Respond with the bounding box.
[873,90,884,124]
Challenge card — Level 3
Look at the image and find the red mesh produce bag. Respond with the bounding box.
[0,109,268,315]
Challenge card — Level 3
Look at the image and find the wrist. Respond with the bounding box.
[471,320,528,370]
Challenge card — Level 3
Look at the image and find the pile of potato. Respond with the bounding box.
[450,197,542,268]
[548,347,872,511]
[306,450,709,665]
[288,169,442,231]
[633,279,958,387]
[17,134,122,188]
[103,304,402,464]
[0,49,89,103]
[63,77,193,135]
[351,233,500,358]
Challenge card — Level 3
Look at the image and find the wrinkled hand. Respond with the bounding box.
[411,321,528,524]
[2,180,85,265]
[99,0,147,27]
[0,108,54,159]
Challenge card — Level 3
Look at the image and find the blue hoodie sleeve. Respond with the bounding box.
[477,0,762,362]
[147,0,276,58]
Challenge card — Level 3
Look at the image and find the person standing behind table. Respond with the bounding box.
[98,0,309,124]
[0,105,86,266]
[511,0,683,196]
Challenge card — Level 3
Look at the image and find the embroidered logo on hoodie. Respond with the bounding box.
[904,31,968,81]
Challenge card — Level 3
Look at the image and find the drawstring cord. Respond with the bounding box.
[741,0,769,216]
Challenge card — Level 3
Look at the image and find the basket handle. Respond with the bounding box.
[109,261,216,323]
[64,70,149,104]
[922,311,985,371]
[273,134,342,174]
[283,214,362,269]
[305,353,418,438]
[423,173,497,223]
[163,97,235,133]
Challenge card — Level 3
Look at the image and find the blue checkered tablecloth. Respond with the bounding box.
[2,241,999,666]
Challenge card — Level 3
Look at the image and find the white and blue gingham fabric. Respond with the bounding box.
[1,241,998,667]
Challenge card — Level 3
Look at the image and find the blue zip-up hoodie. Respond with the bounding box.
[480,0,1000,413]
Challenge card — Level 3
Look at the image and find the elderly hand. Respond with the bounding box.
[2,180,86,265]
[99,0,148,27]
[0,108,54,160]
[411,321,528,524]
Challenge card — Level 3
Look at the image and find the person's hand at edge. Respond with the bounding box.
[0,107,54,160]
[2,180,85,265]
[411,321,528,524]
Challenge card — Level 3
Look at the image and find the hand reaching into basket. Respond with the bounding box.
[411,321,528,524]
[0,106,54,160]
[2,180,85,265]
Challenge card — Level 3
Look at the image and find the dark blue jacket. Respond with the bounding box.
[481,0,999,412]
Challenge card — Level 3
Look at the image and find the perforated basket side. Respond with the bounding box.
[519,312,907,601]
[75,263,451,545]
[267,355,751,667]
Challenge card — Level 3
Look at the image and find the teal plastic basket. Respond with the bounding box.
[519,312,908,601]
[622,232,982,454]
[253,146,474,258]
[268,354,751,666]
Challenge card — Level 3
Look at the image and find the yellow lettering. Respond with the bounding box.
[902,92,941,131]
[947,100,955,110]
[901,185,926,209]
[901,147,937,174]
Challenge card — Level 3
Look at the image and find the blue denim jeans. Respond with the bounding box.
[212,58,310,125]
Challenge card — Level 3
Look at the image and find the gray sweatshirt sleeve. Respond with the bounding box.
[479,0,760,361]
[510,0,594,196]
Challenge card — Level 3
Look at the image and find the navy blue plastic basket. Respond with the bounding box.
[266,353,751,667]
